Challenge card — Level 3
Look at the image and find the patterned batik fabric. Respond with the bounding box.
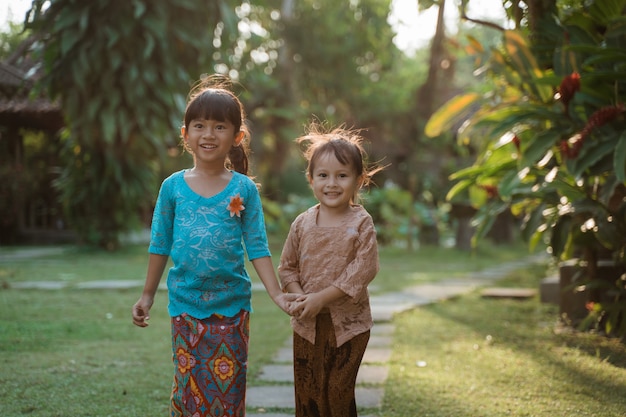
[170,311,249,417]
[293,312,370,417]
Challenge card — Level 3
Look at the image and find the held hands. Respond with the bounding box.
[289,293,325,321]
[273,292,299,315]
[132,296,154,327]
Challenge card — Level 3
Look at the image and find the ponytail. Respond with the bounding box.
[228,144,249,176]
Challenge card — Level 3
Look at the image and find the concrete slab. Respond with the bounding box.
[540,275,559,304]
[75,280,144,289]
[257,364,388,385]
[257,365,292,382]
[248,414,378,417]
[402,283,480,300]
[0,247,67,261]
[247,413,292,417]
[357,364,389,384]
[246,386,294,409]
[9,280,168,291]
[10,281,68,290]
[371,323,395,336]
[273,345,390,365]
[363,347,392,364]
[368,334,392,348]
[272,347,293,363]
[246,386,383,409]
[480,287,537,299]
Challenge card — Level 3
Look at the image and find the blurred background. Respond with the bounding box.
[1,0,624,265]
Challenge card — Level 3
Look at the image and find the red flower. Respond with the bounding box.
[579,104,625,140]
[558,72,580,108]
[560,136,583,160]
[227,194,245,217]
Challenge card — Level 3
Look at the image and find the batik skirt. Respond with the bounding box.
[170,310,249,417]
[293,312,370,417]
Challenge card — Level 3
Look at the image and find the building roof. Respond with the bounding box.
[0,43,64,132]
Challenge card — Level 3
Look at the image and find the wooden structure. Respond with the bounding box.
[0,43,68,244]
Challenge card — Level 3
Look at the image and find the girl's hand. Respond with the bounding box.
[274,292,299,315]
[132,296,154,327]
[291,293,325,320]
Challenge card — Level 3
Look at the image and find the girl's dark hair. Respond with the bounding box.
[296,121,384,203]
[183,75,251,176]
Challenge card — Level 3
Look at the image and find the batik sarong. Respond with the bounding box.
[293,311,370,417]
[170,310,249,417]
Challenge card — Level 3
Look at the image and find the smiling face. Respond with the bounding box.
[182,119,243,167]
[308,151,362,211]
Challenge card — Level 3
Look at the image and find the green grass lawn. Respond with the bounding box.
[1,239,625,416]
[384,264,626,417]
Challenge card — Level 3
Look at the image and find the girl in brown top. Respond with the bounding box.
[279,122,383,417]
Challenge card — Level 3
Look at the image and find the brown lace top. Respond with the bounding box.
[278,204,379,346]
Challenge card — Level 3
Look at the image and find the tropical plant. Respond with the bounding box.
[23,0,240,249]
[425,0,626,336]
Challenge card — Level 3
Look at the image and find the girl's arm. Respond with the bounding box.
[252,256,298,314]
[331,214,379,299]
[284,281,305,293]
[132,253,169,327]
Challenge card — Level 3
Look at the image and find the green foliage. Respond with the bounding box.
[426,0,626,336]
[0,20,29,60]
[24,0,238,248]
[365,184,449,247]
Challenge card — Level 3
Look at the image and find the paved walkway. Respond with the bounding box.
[246,255,545,417]
[3,248,546,416]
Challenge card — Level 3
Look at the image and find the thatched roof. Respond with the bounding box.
[0,56,63,132]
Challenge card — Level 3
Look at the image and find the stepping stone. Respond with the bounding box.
[246,386,294,409]
[75,280,143,289]
[247,413,379,417]
[9,281,68,290]
[480,287,537,299]
[257,364,388,385]
[363,347,392,364]
[403,283,479,300]
[272,347,293,363]
[247,413,292,417]
[246,386,383,409]
[248,414,378,417]
[257,364,292,382]
[356,364,389,384]
[371,323,395,336]
[273,345,391,364]
[368,334,392,348]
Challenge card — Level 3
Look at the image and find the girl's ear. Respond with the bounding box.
[181,126,187,140]
[234,131,244,146]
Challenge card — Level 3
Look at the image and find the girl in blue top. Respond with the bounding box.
[132,75,295,417]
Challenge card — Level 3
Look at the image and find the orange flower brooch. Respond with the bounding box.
[227,194,245,217]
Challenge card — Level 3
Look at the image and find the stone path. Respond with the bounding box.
[245,255,545,417]
[2,247,546,416]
